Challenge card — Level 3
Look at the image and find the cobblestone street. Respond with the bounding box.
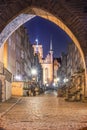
[1,92,87,130]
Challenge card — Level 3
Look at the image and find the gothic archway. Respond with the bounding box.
[0,0,87,95]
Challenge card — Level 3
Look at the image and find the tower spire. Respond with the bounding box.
[50,37,52,51]
[35,38,39,53]
[49,37,53,63]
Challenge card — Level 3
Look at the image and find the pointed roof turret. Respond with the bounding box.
[50,38,53,51]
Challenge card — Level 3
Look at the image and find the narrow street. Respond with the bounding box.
[0,91,87,130]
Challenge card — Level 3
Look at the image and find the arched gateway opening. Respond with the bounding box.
[0,1,87,97]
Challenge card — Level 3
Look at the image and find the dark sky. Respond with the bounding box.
[24,16,72,58]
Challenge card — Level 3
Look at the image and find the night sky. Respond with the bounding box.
[24,16,72,58]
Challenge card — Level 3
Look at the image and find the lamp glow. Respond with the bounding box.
[63,78,68,83]
[57,77,60,81]
[31,68,37,75]
[14,75,21,81]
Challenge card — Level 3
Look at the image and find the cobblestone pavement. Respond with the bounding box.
[1,92,87,130]
[0,96,21,114]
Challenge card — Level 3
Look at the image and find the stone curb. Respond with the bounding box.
[0,97,22,118]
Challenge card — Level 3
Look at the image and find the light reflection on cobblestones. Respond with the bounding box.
[0,94,87,130]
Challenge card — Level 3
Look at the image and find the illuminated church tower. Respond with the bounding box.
[33,39,43,63]
[33,39,53,85]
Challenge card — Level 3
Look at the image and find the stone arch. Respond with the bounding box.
[0,0,87,95]
[0,7,86,68]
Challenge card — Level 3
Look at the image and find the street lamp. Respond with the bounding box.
[63,77,68,83]
[31,68,37,75]
[31,68,38,82]
[57,77,60,82]
[14,75,22,81]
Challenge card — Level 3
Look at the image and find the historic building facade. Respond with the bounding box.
[33,44,43,64]
[6,26,34,82]
[33,40,53,85]
[67,43,84,78]
[0,26,36,100]
[66,43,85,101]
[0,44,12,101]
[57,43,85,101]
